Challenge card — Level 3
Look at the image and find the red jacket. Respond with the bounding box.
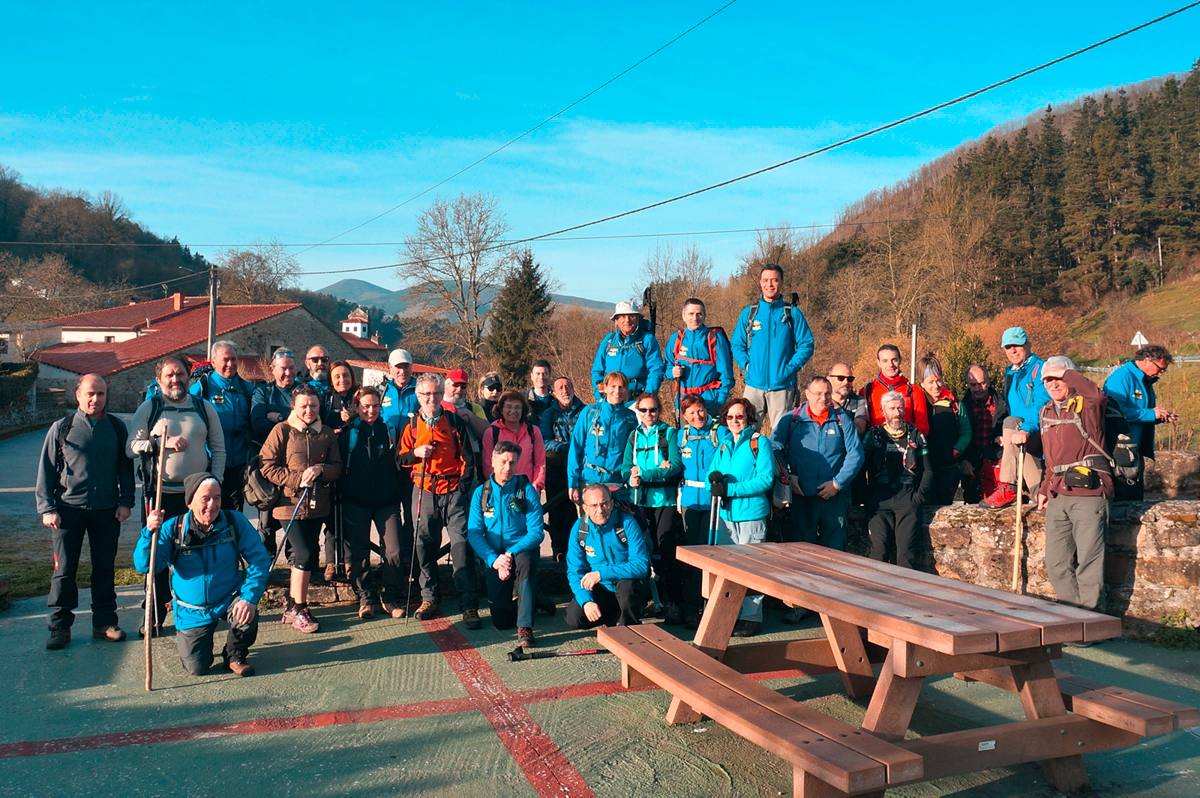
[861,374,931,435]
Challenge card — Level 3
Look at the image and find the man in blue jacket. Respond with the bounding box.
[590,299,664,402]
[984,327,1049,508]
[731,264,815,430]
[191,340,254,510]
[665,297,733,419]
[379,348,419,437]
[540,376,586,560]
[134,473,271,677]
[567,372,637,504]
[564,484,649,628]
[467,441,545,647]
[1103,345,1177,500]
[773,376,863,553]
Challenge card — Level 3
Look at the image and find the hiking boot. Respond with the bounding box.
[517,627,535,648]
[782,607,810,624]
[684,610,700,630]
[138,624,164,639]
[225,657,256,677]
[46,628,71,650]
[291,606,320,634]
[413,601,439,621]
[663,603,684,626]
[92,626,127,642]
[280,602,299,625]
[357,602,376,620]
[461,609,482,630]
[731,620,760,638]
[380,598,406,619]
[983,484,1017,509]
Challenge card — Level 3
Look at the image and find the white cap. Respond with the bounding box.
[388,348,413,366]
[611,299,642,319]
[1042,355,1077,379]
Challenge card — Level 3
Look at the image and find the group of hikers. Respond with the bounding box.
[34,263,1179,676]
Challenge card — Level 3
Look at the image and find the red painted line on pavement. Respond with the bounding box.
[0,695,478,759]
[423,617,595,798]
[517,665,836,705]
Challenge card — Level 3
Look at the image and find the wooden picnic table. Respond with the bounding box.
[600,542,1197,797]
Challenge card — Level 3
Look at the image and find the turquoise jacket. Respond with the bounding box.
[731,299,815,391]
[379,380,418,439]
[709,427,775,522]
[1004,354,1050,432]
[190,372,253,468]
[567,400,637,491]
[664,326,734,408]
[1103,359,1158,451]
[133,510,270,631]
[566,509,649,607]
[466,476,545,568]
[677,420,722,510]
[590,329,665,400]
[622,421,682,508]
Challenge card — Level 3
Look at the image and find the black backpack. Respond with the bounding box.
[243,425,291,511]
[479,474,530,517]
[53,412,127,502]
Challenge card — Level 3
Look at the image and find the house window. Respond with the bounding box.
[104,336,116,343]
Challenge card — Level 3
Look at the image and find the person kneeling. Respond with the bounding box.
[134,473,271,677]
[564,484,649,628]
[467,441,545,647]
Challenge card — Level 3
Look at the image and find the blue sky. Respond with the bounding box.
[2,1,1198,303]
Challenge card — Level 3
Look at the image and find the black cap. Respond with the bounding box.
[183,472,220,504]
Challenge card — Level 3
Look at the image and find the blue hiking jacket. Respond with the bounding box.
[677,420,721,510]
[622,421,682,508]
[250,382,295,443]
[567,400,637,491]
[379,380,418,438]
[1103,359,1158,450]
[566,509,649,607]
[466,476,545,568]
[1004,354,1050,432]
[540,396,586,457]
[191,372,253,468]
[664,326,733,409]
[590,329,664,400]
[730,299,815,391]
[771,405,863,496]
[133,510,270,631]
[709,427,775,522]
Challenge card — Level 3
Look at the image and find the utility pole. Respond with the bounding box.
[206,262,218,360]
[1157,237,1164,288]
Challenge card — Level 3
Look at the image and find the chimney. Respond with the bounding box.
[172,292,184,311]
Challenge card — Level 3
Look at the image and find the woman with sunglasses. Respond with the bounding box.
[707,397,775,637]
[676,394,721,627]
[623,392,684,625]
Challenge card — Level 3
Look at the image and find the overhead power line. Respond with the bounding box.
[283,1,1200,278]
[0,271,201,302]
[291,0,740,256]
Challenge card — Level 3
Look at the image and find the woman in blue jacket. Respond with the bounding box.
[708,397,776,636]
[567,372,637,502]
[676,395,721,626]
[623,392,684,624]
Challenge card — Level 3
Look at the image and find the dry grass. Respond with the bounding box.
[0,517,142,600]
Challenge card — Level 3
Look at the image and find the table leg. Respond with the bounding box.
[862,655,923,742]
[820,614,876,699]
[665,574,747,725]
[1011,659,1090,793]
[793,768,880,798]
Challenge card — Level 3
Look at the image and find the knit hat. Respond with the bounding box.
[183,472,220,505]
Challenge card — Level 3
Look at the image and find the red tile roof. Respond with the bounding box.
[38,294,209,330]
[346,359,446,375]
[32,302,301,376]
[339,331,387,351]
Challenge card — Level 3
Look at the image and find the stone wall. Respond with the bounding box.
[926,500,1200,640]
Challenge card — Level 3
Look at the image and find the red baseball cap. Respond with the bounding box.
[446,368,469,384]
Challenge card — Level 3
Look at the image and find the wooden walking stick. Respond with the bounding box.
[144,431,170,692]
[1011,444,1025,593]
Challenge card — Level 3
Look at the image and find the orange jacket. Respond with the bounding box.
[861,374,931,435]
[397,411,472,494]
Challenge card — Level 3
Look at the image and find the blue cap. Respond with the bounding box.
[1001,326,1028,347]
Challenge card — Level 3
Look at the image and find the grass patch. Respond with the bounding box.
[1152,609,1200,650]
[0,518,141,600]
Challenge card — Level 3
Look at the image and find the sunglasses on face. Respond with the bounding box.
[636,406,659,414]
[725,413,747,421]
[308,356,329,363]
[1042,376,1063,384]
[828,374,854,383]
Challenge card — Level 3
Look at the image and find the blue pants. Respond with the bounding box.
[787,492,851,551]
[483,551,537,629]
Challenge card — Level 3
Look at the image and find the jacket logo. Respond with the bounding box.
[681,446,692,458]
[382,397,392,407]
[584,545,596,557]
[607,347,618,356]
[211,394,225,405]
[751,320,763,331]
[678,346,688,356]
[1133,389,1144,400]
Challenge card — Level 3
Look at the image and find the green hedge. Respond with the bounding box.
[0,361,38,412]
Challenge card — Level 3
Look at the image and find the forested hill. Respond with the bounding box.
[0,166,210,320]
[798,61,1200,337]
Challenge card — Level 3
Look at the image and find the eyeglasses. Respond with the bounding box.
[1152,360,1170,375]
[1042,376,1063,384]
[966,380,988,387]
[725,413,747,421]
[416,390,436,397]
[482,383,501,392]
[451,382,467,388]
[828,374,854,383]
[1003,344,1025,351]
[636,406,659,414]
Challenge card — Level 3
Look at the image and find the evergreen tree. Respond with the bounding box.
[484,249,554,388]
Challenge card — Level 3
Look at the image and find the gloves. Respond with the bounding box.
[709,471,728,499]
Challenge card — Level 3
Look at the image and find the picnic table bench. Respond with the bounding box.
[599,543,1197,797]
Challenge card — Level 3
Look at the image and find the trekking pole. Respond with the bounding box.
[707,495,721,546]
[266,486,311,575]
[508,646,607,663]
[144,434,170,692]
[405,456,429,623]
[1011,444,1025,593]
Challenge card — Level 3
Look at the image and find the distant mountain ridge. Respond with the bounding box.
[317,278,613,316]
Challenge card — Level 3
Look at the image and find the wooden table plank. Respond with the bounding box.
[763,545,1050,652]
[690,545,997,655]
[768,543,1121,642]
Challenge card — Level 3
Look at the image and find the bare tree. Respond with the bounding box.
[642,242,714,298]
[0,252,118,322]
[861,222,930,336]
[400,193,509,365]
[217,243,297,304]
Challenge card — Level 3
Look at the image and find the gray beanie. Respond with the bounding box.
[183,472,221,504]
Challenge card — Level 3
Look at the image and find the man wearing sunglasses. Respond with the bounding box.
[1102,345,1177,501]
[983,327,1049,508]
[301,345,332,395]
[827,364,868,435]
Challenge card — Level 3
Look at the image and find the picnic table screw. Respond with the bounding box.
[916,660,924,667]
